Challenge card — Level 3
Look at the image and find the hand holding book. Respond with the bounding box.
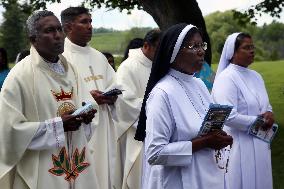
[198,103,233,136]
[248,115,278,143]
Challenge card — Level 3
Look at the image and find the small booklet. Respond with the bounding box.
[198,103,233,135]
[102,88,124,96]
[248,117,278,143]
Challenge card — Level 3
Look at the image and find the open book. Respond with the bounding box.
[248,116,278,143]
[198,104,233,135]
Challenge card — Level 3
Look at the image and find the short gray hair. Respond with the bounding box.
[26,10,55,38]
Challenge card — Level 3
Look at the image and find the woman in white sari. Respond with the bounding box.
[212,33,275,189]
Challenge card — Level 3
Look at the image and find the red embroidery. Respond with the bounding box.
[48,147,90,181]
[51,87,73,102]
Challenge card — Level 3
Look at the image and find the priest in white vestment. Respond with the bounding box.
[135,23,233,189]
[61,7,117,189]
[0,11,99,189]
[212,32,274,189]
[113,29,161,189]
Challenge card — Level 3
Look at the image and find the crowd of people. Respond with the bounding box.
[0,6,275,189]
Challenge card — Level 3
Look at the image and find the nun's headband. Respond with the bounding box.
[170,24,196,63]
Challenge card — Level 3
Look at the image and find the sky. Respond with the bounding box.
[1,0,284,30]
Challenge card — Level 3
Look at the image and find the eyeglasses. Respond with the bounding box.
[241,45,255,51]
[184,42,207,51]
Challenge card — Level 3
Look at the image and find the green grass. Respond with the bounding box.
[90,31,129,54]
[213,60,284,188]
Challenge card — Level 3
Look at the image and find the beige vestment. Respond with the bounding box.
[114,48,151,189]
[0,46,99,189]
[63,38,116,189]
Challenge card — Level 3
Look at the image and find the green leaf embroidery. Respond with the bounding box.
[52,155,62,168]
[49,147,90,182]
[49,167,64,176]
[79,147,86,163]
[76,163,89,173]
[65,157,71,172]
[74,149,80,166]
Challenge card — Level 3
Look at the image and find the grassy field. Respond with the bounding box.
[213,60,284,188]
[90,31,129,54]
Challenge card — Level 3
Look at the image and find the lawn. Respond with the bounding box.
[213,60,284,188]
[90,31,129,54]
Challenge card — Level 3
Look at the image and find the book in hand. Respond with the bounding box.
[198,103,233,136]
[72,102,96,116]
[102,88,124,96]
[248,116,278,143]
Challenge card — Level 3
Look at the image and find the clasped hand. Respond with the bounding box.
[90,90,117,105]
[61,109,97,132]
[204,130,233,150]
[260,111,274,130]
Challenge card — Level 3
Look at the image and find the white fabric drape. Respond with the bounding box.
[215,33,240,77]
[212,64,273,189]
[63,38,116,189]
[113,48,151,189]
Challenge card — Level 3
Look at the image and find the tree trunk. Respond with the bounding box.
[140,0,212,65]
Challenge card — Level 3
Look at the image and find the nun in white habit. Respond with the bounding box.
[134,23,233,189]
[212,33,275,189]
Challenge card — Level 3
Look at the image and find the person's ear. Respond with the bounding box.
[63,23,72,34]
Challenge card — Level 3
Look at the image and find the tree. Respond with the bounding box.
[1,0,283,63]
[233,0,284,25]
[206,10,284,62]
[205,11,257,63]
[0,0,29,62]
[84,0,212,64]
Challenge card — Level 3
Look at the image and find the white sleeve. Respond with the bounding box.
[28,117,65,150]
[145,88,193,167]
[212,76,256,131]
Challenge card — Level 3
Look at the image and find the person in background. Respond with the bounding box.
[0,48,9,90]
[15,49,30,64]
[0,10,98,189]
[113,29,161,189]
[212,32,274,189]
[194,61,215,92]
[135,23,233,189]
[102,52,115,71]
[61,7,117,189]
[122,38,144,62]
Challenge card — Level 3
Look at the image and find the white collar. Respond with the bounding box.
[228,63,250,72]
[128,48,152,67]
[65,37,91,54]
[169,68,194,82]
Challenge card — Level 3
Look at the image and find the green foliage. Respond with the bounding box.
[233,0,284,24]
[205,10,284,63]
[82,0,141,13]
[205,11,255,63]
[0,0,29,62]
[256,21,284,60]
